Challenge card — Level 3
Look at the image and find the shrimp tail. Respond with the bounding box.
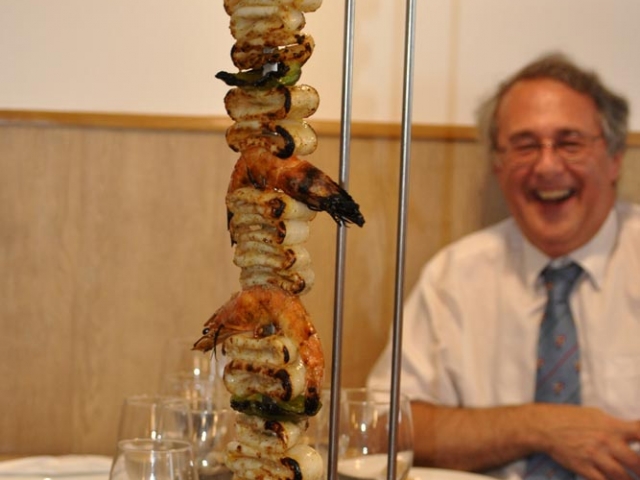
[278,161,365,226]
[229,147,365,227]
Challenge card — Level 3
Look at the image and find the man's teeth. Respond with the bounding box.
[536,189,573,201]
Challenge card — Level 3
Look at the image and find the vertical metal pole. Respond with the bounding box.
[327,0,356,479]
[386,0,417,478]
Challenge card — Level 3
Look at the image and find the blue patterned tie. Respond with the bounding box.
[525,262,583,480]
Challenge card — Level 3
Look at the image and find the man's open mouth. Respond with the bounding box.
[533,188,576,203]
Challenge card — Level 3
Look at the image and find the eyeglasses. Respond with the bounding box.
[496,132,604,167]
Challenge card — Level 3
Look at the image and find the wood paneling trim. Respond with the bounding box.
[0,109,477,141]
[2,109,640,145]
[0,109,233,133]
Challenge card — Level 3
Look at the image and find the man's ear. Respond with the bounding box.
[610,150,624,185]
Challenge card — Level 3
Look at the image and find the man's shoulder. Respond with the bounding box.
[438,217,516,260]
[618,201,640,230]
[424,217,519,278]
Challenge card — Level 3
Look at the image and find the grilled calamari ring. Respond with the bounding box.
[234,412,307,454]
[224,84,319,122]
[226,441,323,480]
[230,34,314,71]
[225,119,317,158]
[224,0,323,16]
[231,8,306,44]
[239,265,315,295]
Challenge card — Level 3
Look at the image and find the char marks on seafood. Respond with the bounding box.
[229,147,365,227]
[194,285,324,402]
[192,0,365,478]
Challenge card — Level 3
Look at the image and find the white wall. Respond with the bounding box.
[1,0,639,128]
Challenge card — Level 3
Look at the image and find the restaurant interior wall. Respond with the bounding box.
[2,124,640,456]
[0,0,639,128]
[2,0,640,457]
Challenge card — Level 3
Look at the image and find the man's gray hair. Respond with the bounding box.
[476,52,629,160]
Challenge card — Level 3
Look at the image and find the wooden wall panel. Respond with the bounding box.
[1,123,639,456]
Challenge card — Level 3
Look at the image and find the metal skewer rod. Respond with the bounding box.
[386,0,417,478]
[327,0,357,478]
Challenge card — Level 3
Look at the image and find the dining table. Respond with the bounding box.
[0,453,500,480]
[0,454,113,480]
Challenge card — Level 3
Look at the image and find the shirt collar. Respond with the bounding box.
[520,204,619,291]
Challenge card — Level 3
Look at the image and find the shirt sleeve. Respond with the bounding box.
[366,262,461,405]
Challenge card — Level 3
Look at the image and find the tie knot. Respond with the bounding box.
[542,262,583,302]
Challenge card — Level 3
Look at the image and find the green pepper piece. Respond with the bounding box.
[215,62,301,89]
[277,62,302,86]
[230,393,321,421]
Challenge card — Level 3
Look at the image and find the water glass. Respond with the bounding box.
[161,399,236,480]
[117,394,192,442]
[109,438,197,480]
[159,336,224,382]
[159,336,229,408]
[337,388,414,480]
[161,372,229,409]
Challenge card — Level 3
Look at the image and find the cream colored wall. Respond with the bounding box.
[2,123,640,455]
[1,0,640,127]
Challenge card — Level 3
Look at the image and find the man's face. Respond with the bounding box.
[493,78,622,258]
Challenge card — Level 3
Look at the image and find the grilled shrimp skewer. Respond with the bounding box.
[192,0,364,478]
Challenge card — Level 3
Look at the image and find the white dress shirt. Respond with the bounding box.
[367,201,640,479]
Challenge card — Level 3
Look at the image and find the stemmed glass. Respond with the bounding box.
[159,336,220,381]
[153,336,234,479]
[159,336,229,408]
[337,388,414,480]
[161,399,236,480]
[161,373,229,409]
[116,394,192,442]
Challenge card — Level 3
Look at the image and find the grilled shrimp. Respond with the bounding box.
[228,146,365,226]
[193,285,324,416]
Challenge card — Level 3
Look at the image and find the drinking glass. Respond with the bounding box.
[337,388,414,480]
[109,439,197,480]
[305,388,332,471]
[160,399,236,480]
[117,394,192,442]
[159,336,229,408]
[161,373,229,409]
[159,337,218,379]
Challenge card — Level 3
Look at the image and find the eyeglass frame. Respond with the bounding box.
[494,130,606,167]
